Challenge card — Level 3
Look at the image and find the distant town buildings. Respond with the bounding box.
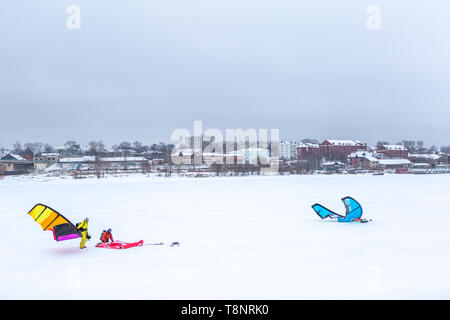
[292,138,448,174]
[0,138,449,176]
[295,139,367,161]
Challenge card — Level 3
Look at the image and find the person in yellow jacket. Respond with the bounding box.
[77,217,89,249]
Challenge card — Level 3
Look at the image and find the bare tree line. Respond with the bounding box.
[1,140,175,160]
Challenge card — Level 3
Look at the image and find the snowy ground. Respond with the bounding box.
[1,173,450,299]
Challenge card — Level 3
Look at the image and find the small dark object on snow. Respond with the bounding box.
[170,242,180,247]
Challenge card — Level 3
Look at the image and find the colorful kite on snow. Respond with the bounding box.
[95,240,144,249]
[27,204,81,241]
[311,196,370,223]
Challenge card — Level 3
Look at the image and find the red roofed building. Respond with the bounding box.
[319,140,367,159]
[296,142,319,160]
[377,145,409,158]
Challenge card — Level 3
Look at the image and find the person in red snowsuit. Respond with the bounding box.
[100,229,114,243]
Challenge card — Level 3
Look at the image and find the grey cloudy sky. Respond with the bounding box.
[0,0,449,148]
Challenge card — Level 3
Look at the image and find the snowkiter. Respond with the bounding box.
[100,229,114,243]
[77,217,89,249]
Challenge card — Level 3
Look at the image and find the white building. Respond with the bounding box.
[35,153,62,163]
[378,159,412,169]
[231,148,270,164]
[279,141,299,160]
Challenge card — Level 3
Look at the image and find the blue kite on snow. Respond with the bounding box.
[311,196,370,223]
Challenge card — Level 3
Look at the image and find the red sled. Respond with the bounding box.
[95,240,144,249]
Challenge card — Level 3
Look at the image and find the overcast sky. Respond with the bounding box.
[0,0,449,148]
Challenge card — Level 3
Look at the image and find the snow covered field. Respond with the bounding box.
[1,173,450,299]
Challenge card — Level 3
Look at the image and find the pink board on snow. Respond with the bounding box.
[58,233,81,241]
[95,240,144,249]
